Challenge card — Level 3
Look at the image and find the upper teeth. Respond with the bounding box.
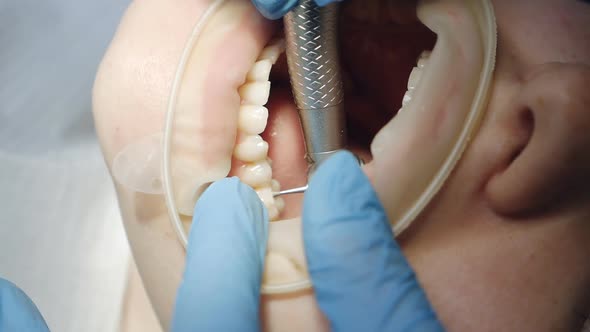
[238,105,269,135]
[401,50,431,109]
[233,134,269,162]
[238,81,271,105]
[257,38,286,64]
[417,51,431,68]
[234,39,287,221]
[247,59,273,81]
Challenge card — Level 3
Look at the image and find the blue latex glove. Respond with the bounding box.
[252,0,343,20]
[0,278,50,332]
[171,177,269,332]
[302,151,445,331]
[171,152,444,331]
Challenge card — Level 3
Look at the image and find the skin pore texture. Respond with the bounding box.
[92,0,590,331]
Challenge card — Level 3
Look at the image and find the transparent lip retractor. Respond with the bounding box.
[164,0,316,294]
[111,0,497,295]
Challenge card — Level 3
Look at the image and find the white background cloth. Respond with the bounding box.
[0,0,131,331]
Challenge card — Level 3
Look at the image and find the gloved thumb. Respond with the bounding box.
[302,151,444,332]
[251,0,343,20]
[251,0,299,20]
[172,178,268,332]
[0,278,49,332]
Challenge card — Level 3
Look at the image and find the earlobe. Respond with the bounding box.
[485,64,590,217]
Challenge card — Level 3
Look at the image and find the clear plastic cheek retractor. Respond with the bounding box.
[274,0,348,198]
[109,0,499,289]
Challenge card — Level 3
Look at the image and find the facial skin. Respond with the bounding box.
[92,0,590,331]
[398,1,590,330]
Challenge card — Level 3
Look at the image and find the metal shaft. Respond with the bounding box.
[283,0,345,166]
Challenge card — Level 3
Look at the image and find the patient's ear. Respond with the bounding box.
[485,64,590,217]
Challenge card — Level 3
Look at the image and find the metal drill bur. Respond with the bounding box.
[283,0,346,166]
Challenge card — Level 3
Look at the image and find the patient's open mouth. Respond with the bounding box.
[227,0,437,221]
[111,0,496,293]
[250,1,436,223]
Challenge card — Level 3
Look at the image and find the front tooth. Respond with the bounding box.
[238,81,271,106]
[402,92,412,107]
[256,186,274,205]
[246,59,273,82]
[275,197,285,212]
[258,39,285,64]
[237,160,272,188]
[238,105,268,135]
[271,179,281,192]
[407,67,422,91]
[269,180,284,212]
[268,206,279,220]
[417,58,427,69]
[256,187,279,220]
[417,51,431,69]
[234,134,269,162]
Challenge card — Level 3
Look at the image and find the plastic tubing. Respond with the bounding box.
[162,0,228,249]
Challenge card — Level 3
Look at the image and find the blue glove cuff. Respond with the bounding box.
[0,278,50,332]
[251,0,299,20]
[252,0,344,20]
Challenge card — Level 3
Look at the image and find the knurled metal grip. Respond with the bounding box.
[284,0,346,165]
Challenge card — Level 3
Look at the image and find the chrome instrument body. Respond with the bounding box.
[283,0,346,166]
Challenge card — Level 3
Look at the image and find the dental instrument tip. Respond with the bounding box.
[272,184,309,197]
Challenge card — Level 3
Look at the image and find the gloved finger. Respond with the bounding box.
[314,0,344,7]
[252,0,343,20]
[171,177,268,332]
[0,278,50,332]
[251,0,298,20]
[302,151,444,332]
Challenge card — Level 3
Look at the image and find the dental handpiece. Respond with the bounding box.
[283,0,346,167]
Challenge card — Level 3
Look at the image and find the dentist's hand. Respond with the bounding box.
[0,278,50,332]
[171,178,269,332]
[252,0,343,20]
[302,151,445,331]
[171,152,444,332]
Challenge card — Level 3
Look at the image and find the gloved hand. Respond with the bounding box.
[171,178,269,332]
[171,152,444,331]
[302,151,445,331]
[252,0,343,20]
[0,278,50,332]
